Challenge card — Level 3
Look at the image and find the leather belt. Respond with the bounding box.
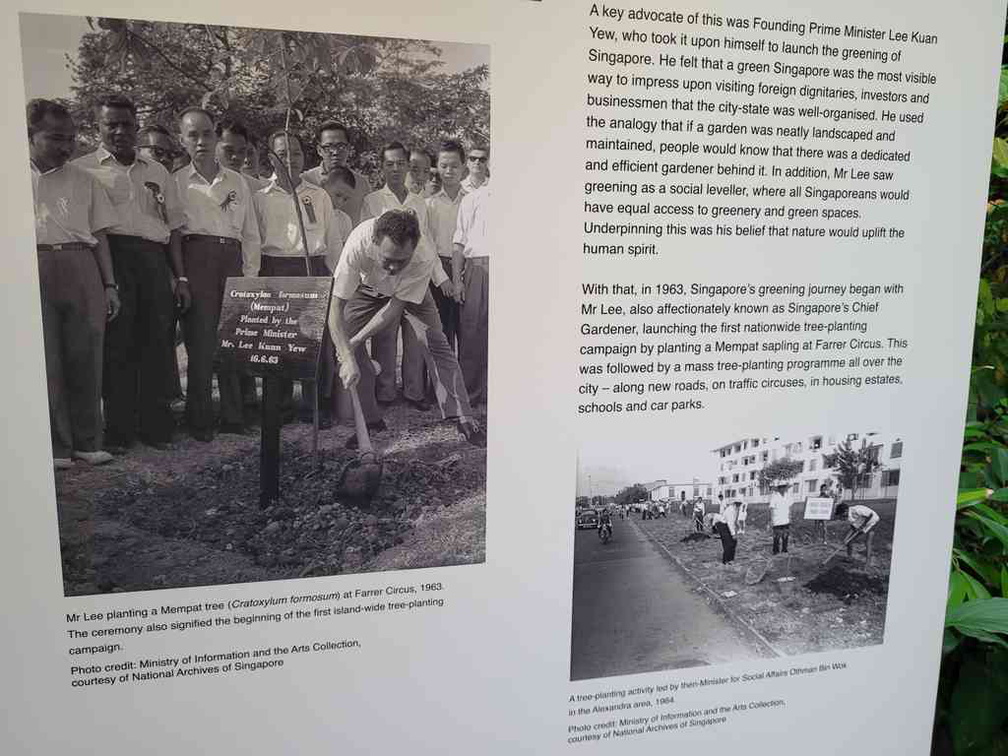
[183,234,240,246]
[36,242,94,252]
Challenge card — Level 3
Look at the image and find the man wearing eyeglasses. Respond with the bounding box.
[461,143,490,192]
[302,121,371,224]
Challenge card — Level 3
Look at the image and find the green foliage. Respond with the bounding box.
[757,456,803,488]
[66,17,489,177]
[938,56,1008,756]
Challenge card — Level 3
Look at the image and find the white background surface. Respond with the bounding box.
[1,1,1005,753]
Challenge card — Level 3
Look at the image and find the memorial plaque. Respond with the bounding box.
[216,276,333,379]
[803,496,835,521]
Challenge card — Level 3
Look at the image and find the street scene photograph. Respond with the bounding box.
[571,431,901,681]
[21,13,491,595]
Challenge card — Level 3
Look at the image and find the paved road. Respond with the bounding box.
[570,517,761,681]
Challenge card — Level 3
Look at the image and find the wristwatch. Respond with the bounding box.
[177,276,189,284]
[104,282,119,290]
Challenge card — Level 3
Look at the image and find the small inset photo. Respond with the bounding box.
[571,432,901,681]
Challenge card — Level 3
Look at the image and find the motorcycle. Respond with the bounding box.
[598,521,612,543]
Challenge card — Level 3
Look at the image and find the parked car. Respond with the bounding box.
[576,509,599,529]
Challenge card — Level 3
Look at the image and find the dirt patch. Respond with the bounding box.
[635,501,896,657]
[57,404,486,596]
[805,566,888,603]
[681,532,710,543]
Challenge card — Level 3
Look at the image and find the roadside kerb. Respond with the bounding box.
[630,517,784,660]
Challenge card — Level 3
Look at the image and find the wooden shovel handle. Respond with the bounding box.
[349,385,373,454]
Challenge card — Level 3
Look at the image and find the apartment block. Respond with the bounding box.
[712,433,902,505]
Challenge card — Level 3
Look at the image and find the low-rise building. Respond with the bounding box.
[712,433,902,505]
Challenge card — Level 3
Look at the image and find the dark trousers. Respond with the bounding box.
[260,255,335,419]
[401,322,429,403]
[713,524,737,564]
[772,524,790,554]
[458,257,488,406]
[104,235,175,444]
[182,236,243,433]
[714,522,737,563]
[38,246,106,457]
[342,288,473,424]
[431,256,458,351]
[372,324,398,403]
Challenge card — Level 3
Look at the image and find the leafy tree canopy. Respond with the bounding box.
[758,457,804,489]
[66,17,489,178]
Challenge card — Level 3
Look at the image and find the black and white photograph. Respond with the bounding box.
[21,12,490,595]
[571,432,901,681]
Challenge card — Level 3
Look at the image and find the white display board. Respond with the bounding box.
[1,1,1003,754]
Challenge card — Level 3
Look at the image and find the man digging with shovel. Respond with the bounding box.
[327,208,486,469]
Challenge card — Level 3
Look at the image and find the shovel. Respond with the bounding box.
[822,524,867,566]
[337,385,383,501]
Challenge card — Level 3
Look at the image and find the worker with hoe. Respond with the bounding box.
[836,502,881,567]
[326,208,485,447]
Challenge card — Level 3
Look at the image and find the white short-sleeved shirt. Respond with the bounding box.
[331,218,437,305]
[73,146,183,244]
[426,186,467,259]
[31,161,118,246]
[847,505,880,531]
[360,184,430,231]
[712,509,737,537]
[453,185,490,259]
[358,186,446,287]
[254,179,352,273]
[176,163,261,275]
[769,492,791,526]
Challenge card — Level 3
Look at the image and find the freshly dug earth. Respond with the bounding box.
[681,532,710,543]
[57,404,485,596]
[635,498,895,657]
[805,566,888,603]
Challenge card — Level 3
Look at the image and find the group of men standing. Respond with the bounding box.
[29,93,490,469]
[704,485,881,567]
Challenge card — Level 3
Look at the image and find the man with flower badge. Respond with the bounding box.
[29,99,120,469]
[174,106,261,440]
[74,95,189,452]
[254,130,352,427]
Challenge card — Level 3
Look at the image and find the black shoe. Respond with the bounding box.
[376,397,397,407]
[404,397,432,412]
[319,414,333,430]
[191,428,214,442]
[218,422,247,435]
[456,418,486,448]
[139,436,170,450]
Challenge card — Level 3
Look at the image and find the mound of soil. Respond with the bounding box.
[681,532,710,543]
[96,440,483,581]
[804,566,887,603]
